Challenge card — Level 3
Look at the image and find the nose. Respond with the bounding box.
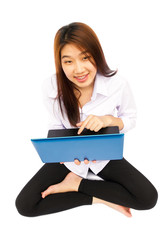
[74,61,85,74]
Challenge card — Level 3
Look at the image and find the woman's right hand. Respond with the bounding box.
[60,159,96,165]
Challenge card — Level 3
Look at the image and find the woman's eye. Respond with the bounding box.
[64,61,72,64]
[83,56,90,61]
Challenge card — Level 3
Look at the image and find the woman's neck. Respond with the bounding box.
[77,87,94,109]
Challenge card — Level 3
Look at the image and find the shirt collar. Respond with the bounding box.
[91,73,110,101]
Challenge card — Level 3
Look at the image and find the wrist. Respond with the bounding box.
[102,115,124,130]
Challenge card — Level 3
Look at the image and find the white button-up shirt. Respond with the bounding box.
[42,73,137,178]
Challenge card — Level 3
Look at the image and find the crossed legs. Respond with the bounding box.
[16,159,158,217]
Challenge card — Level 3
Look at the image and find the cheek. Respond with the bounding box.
[62,66,72,78]
[90,66,97,76]
[87,61,97,73]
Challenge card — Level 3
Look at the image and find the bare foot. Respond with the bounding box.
[93,197,132,218]
[41,172,82,198]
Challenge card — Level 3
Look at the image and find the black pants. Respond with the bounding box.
[15,158,158,217]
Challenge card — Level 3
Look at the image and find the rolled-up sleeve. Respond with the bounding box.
[117,81,137,133]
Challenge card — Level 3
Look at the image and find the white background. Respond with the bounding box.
[0,0,160,239]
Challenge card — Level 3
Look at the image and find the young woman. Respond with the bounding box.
[16,22,158,218]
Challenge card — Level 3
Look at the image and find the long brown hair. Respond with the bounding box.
[54,22,117,126]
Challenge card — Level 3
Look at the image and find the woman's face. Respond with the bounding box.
[61,44,97,92]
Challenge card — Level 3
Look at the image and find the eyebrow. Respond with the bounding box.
[61,55,71,59]
[61,50,89,59]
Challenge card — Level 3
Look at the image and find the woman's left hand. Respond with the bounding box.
[76,115,113,135]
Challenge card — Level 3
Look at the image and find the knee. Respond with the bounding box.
[15,193,36,217]
[139,185,158,210]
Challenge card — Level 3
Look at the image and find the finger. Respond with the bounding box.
[76,122,83,134]
[92,160,97,163]
[81,116,99,132]
[85,120,96,130]
[88,122,99,131]
[77,115,93,134]
[76,122,83,127]
[77,123,85,135]
[94,125,103,132]
[74,159,81,165]
[60,162,64,164]
[84,159,89,164]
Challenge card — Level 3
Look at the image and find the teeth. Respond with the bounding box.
[76,75,87,79]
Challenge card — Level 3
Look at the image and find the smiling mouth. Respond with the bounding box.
[74,74,89,82]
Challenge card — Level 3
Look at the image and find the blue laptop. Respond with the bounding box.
[31,127,124,163]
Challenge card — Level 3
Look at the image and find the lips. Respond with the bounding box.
[74,74,89,82]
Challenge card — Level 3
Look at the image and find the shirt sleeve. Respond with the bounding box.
[42,76,64,130]
[117,80,137,133]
